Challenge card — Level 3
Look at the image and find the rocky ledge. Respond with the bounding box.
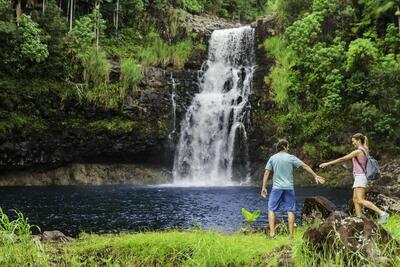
[0,163,171,186]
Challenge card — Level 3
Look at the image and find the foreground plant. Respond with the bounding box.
[0,208,48,266]
[0,207,39,239]
[241,208,260,232]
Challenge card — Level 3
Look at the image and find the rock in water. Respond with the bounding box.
[301,196,337,224]
[41,230,73,243]
[303,213,398,263]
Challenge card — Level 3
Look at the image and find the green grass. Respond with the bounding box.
[1,210,399,267]
[53,231,293,267]
[103,31,205,69]
[121,58,142,90]
[384,214,400,240]
[81,48,111,88]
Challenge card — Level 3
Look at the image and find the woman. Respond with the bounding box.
[319,133,389,223]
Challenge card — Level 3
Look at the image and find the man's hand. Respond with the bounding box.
[315,175,325,184]
[261,188,268,198]
[319,163,329,169]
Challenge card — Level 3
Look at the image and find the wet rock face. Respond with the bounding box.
[303,212,397,261]
[0,63,200,173]
[301,196,337,224]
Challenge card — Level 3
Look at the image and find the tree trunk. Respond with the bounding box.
[116,0,119,33]
[95,1,100,50]
[67,0,70,21]
[69,0,74,31]
[16,0,22,25]
[398,16,400,34]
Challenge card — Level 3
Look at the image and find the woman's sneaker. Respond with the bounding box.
[379,212,389,223]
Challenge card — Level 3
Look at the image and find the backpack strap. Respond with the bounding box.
[358,146,368,157]
[355,148,368,174]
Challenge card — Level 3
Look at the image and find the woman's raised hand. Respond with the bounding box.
[319,163,329,169]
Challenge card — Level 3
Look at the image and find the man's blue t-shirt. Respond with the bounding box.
[265,152,304,190]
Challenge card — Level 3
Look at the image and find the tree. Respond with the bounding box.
[36,0,68,78]
[9,14,49,72]
[0,0,17,74]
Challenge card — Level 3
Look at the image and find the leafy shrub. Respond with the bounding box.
[179,0,204,13]
[266,0,312,27]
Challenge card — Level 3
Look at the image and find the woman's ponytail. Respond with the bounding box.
[353,133,369,149]
[364,135,369,149]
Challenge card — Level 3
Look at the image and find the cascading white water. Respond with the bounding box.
[173,26,256,186]
[169,74,177,140]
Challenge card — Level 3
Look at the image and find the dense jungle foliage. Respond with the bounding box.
[1,0,266,79]
[1,0,400,157]
[263,0,400,157]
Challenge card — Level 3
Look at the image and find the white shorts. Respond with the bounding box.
[353,173,367,188]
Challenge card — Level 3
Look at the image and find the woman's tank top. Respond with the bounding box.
[352,147,368,174]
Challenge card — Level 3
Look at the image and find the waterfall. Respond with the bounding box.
[173,26,256,186]
[169,74,177,141]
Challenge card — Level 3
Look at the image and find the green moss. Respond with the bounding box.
[88,119,135,132]
[0,111,47,134]
[61,117,87,129]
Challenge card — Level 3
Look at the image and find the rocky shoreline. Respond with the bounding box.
[0,163,171,186]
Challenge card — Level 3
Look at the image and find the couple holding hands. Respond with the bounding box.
[261,133,389,238]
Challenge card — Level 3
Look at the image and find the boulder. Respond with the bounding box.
[303,212,398,263]
[301,196,337,224]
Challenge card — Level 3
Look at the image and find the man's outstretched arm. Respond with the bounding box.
[261,169,270,197]
[301,163,325,184]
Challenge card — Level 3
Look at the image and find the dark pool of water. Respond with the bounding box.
[0,186,352,236]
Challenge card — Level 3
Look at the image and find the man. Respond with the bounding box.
[261,139,325,238]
